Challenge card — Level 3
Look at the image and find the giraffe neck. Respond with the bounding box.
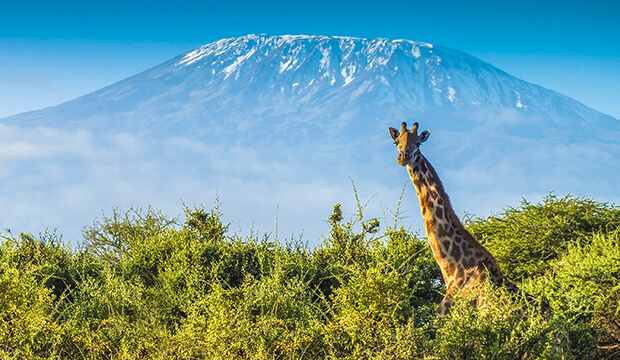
[407,153,504,293]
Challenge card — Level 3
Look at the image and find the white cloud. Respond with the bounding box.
[0,124,93,162]
[1,118,619,249]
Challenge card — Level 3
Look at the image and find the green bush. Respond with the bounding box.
[522,229,620,359]
[465,193,620,280]
[0,265,61,358]
[432,280,562,360]
[1,193,619,358]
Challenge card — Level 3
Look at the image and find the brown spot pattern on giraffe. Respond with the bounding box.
[441,239,452,253]
[450,243,462,261]
[462,243,473,258]
[435,205,444,220]
[444,261,456,277]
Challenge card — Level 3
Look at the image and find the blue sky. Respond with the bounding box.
[0,0,619,119]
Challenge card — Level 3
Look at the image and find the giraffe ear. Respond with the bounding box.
[389,127,400,140]
[418,130,431,143]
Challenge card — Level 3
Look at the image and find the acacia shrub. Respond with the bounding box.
[465,194,620,359]
[0,235,62,358]
[432,280,562,360]
[523,229,620,359]
[3,193,619,358]
[465,193,620,280]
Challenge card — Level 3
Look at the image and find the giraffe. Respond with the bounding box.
[388,121,527,317]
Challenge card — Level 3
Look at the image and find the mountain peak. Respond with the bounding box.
[177,34,434,66]
[164,34,613,128]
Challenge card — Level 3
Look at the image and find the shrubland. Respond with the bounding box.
[1,193,619,359]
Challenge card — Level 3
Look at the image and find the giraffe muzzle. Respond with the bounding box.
[397,152,411,166]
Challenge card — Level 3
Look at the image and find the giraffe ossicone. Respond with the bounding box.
[389,121,545,317]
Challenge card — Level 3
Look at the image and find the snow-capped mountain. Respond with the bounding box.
[1,34,619,243]
[7,34,615,132]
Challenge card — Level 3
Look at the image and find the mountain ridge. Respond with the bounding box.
[3,34,616,131]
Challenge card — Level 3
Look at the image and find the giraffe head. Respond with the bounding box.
[389,122,431,166]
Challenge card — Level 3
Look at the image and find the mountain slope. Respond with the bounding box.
[1,34,618,243]
[5,35,615,131]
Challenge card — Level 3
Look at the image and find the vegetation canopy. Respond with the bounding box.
[1,193,619,359]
